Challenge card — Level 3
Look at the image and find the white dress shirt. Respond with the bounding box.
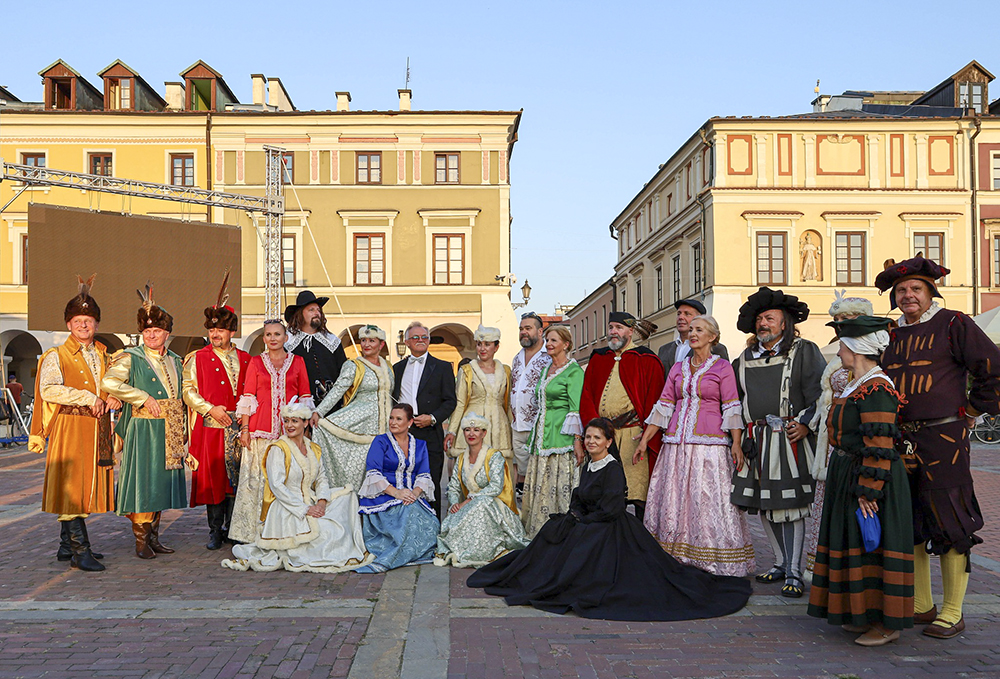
[400,353,427,416]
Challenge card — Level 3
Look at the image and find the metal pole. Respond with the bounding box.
[262,146,285,321]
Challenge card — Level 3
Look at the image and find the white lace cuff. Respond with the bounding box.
[645,402,675,428]
[560,412,583,436]
[359,470,390,498]
[415,473,436,501]
[235,394,258,417]
[722,410,744,431]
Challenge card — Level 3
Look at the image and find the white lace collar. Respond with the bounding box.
[587,454,617,472]
[285,330,342,354]
[896,301,942,327]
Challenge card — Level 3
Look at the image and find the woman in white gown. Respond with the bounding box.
[312,325,394,490]
[222,399,373,573]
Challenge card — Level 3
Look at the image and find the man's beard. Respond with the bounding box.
[309,316,322,331]
[519,335,537,348]
[756,331,779,345]
[608,336,625,351]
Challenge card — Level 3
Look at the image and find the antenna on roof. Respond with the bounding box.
[814,79,820,95]
[405,57,411,89]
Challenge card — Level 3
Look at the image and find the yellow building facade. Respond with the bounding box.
[0,61,522,395]
[609,62,1000,356]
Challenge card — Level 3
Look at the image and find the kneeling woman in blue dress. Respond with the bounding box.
[356,403,440,573]
[467,417,752,621]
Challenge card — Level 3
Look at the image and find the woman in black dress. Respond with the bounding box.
[467,418,752,621]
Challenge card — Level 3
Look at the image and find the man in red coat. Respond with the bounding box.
[580,311,665,520]
[182,273,251,549]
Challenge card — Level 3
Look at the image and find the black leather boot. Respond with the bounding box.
[222,495,236,544]
[59,521,103,561]
[148,512,174,554]
[67,518,105,572]
[206,503,225,550]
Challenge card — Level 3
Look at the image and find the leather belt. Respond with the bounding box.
[898,414,963,433]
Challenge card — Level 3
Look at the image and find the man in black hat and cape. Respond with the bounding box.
[284,290,348,409]
[730,286,825,599]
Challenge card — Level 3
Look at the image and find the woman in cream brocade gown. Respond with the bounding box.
[445,325,513,460]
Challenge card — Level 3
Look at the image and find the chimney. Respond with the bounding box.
[398,89,412,111]
[336,91,351,112]
[268,77,295,112]
[251,74,267,106]
[164,81,184,110]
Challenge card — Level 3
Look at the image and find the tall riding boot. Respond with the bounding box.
[58,520,103,561]
[206,503,225,550]
[223,495,236,544]
[67,518,105,572]
[132,520,156,559]
[57,521,73,561]
[148,512,174,554]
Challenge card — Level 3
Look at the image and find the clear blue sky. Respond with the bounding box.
[4,0,997,315]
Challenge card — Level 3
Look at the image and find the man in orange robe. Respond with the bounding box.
[29,276,120,571]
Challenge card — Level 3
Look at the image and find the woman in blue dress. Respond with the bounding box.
[356,403,440,573]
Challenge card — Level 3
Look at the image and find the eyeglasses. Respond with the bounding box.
[520,312,540,320]
[407,335,430,341]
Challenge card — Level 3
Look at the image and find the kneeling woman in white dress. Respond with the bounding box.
[356,403,440,573]
[222,399,373,573]
[435,413,529,567]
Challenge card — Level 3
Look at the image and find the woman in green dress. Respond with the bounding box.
[807,315,914,646]
[435,412,529,567]
[520,325,585,538]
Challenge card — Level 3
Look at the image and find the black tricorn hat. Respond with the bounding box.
[736,287,810,334]
[874,255,948,309]
[826,315,893,338]
[674,298,707,315]
[64,274,101,323]
[283,290,329,324]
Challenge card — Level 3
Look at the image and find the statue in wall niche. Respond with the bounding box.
[800,232,822,282]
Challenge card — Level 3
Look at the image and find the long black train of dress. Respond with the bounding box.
[467,455,752,621]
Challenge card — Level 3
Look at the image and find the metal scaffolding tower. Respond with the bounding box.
[0,150,286,319]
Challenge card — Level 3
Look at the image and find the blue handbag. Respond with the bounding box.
[856,507,882,552]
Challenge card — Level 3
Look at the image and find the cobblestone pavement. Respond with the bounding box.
[1,443,998,679]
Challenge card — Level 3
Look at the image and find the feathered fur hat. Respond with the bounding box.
[828,289,873,318]
[358,324,386,341]
[136,281,173,333]
[460,412,490,430]
[64,274,101,323]
[474,324,501,342]
[204,268,238,331]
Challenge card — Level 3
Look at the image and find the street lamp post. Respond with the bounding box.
[511,279,532,309]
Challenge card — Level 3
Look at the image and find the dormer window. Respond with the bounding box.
[107,78,131,110]
[49,78,72,109]
[958,82,985,114]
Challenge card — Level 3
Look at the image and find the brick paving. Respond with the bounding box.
[2,444,999,678]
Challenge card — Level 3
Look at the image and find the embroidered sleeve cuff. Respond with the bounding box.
[235,395,258,417]
[415,473,436,501]
[358,470,390,498]
[645,402,675,428]
[722,410,744,431]
[560,412,583,436]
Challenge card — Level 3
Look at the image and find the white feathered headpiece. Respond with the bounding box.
[828,289,873,318]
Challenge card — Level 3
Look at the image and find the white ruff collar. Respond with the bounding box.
[285,330,342,354]
[896,301,941,327]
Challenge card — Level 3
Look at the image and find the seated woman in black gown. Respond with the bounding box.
[467,417,752,621]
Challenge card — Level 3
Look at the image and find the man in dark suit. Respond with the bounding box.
[392,321,457,519]
[657,299,728,378]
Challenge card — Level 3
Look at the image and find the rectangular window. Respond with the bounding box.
[356,152,381,184]
[21,153,45,168]
[655,266,663,310]
[433,234,464,285]
[993,153,1000,190]
[621,288,626,311]
[756,232,786,285]
[959,82,985,114]
[672,255,681,303]
[21,234,28,285]
[913,232,944,264]
[835,232,866,286]
[994,236,1000,287]
[583,317,589,345]
[50,79,72,109]
[170,153,194,186]
[692,242,703,292]
[601,305,607,337]
[354,233,385,285]
[89,153,112,176]
[635,279,643,318]
[281,152,294,184]
[435,153,460,184]
[281,233,296,286]
[107,78,131,110]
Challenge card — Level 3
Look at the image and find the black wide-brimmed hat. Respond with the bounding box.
[608,311,636,326]
[736,287,810,334]
[674,298,707,315]
[283,290,329,324]
[874,255,948,309]
[826,315,893,338]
